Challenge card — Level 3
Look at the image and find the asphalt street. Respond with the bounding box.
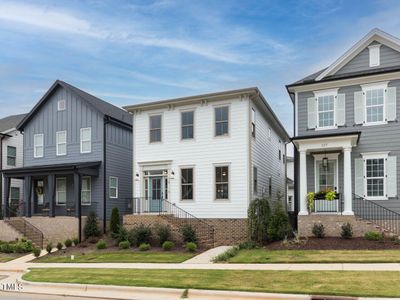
[0,291,111,300]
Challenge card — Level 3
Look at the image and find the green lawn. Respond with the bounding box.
[23,268,400,298]
[226,249,400,263]
[0,253,24,262]
[33,251,195,263]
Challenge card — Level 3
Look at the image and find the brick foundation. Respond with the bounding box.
[298,214,379,237]
[0,220,23,242]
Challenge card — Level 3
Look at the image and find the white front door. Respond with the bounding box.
[316,159,337,192]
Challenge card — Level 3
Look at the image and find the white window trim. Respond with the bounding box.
[81,176,91,206]
[368,44,381,67]
[361,82,388,126]
[33,133,44,158]
[251,108,256,138]
[56,130,67,156]
[149,113,163,143]
[109,176,118,199]
[180,166,195,201]
[213,163,230,201]
[361,152,389,200]
[57,99,66,111]
[313,153,340,193]
[314,89,338,130]
[56,177,67,206]
[80,127,92,154]
[180,110,195,140]
[214,105,230,137]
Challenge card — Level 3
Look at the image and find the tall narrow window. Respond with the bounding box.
[317,95,335,128]
[366,158,385,198]
[34,134,44,158]
[10,187,20,203]
[181,111,194,139]
[215,106,229,136]
[150,115,162,142]
[109,176,118,198]
[80,127,91,153]
[7,146,16,166]
[365,89,384,123]
[81,176,91,205]
[181,168,194,200]
[251,108,256,137]
[215,166,229,199]
[56,131,67,156]
[56,177,67,205]
[253,166,258,194]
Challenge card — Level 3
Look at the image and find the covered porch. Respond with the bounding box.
[293,132,361,216]
[1,161,101,218]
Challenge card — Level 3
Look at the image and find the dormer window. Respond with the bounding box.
[58,99,66,111]
[368,44,381,67]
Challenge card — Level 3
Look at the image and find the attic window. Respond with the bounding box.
[368,44,381,67]
[58,99,66,111]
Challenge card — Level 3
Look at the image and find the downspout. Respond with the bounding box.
[103,116,110,234]
[0,134,4,214]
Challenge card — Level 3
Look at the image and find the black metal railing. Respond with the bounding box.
[1,201,25,219]
[126,197,215,246]
[353,194,400,236]
[313,194,343,214]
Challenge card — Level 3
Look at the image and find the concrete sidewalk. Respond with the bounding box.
[182,246,232,264]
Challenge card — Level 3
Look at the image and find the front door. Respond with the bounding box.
[150,176,163,212]
[34,179,45,214]
[315,159,338,212]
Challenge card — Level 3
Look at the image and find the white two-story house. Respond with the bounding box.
[124,87,289,245]
[287,28,400,237]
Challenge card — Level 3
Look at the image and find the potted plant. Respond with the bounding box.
[306,192,315,213]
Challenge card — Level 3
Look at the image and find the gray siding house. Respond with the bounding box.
[287,28,400,236]
[1,80,132,236]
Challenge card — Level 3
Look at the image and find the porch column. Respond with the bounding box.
[299,150,308,215]
[343,147,354,215]
[4,177,10,218]
[74,172,82,218]
[48,175,55,217]
[24,176,32,217]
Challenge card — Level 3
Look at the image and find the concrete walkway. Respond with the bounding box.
[182,246,232,264]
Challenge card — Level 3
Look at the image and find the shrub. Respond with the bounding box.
[238,240,258,250]
[64,239,72,248]
[96,240,107,250]
[112,225,130,244]
[46,243,53,254]
[84,212,101,239]
[181,224,197,244]
[73,238,79,246]
[162,241,175,251]
[312,223,325,239]
[32,248,41,257]
[155,224,172,246]
[119,240,130,249]
[341,222,353,239]
[56,242,63,251]
[267,203,292,241]
[110,207,121,235]
[213,246,239,262]
[248,197,271,244]
[130,224,152,246]
[0,243,14,253]
[364,231,384,241]
[15,241,33,253]
[139,243,150,251]
[185,242,197,252]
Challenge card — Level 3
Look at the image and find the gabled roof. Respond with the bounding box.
[287,28,400,88]
[17,80,132,131]
[0,113,27,133]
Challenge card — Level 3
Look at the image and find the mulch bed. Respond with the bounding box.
[265,237,400,250]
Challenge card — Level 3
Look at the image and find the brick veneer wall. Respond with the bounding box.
[0,220,23,242]
[298,215,379,237]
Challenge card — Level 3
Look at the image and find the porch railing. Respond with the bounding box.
[313,194,343,214]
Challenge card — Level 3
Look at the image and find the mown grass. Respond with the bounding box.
[23,268,400,297]
[0,253,23,262]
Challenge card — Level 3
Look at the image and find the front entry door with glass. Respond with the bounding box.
[144,170,168,213]
[34,179,45,214]
[315,158,338,212]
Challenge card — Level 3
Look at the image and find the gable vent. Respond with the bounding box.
[368,44,381,67]
[57,99,66,111]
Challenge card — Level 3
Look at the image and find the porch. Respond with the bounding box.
[292,131,361,216]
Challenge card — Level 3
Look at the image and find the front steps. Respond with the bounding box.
[4,218,44,248]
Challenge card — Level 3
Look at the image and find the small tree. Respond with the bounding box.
[84,212,101,239]
[110,207,121,235]
[248,197,271,244]
[267,202,292,241]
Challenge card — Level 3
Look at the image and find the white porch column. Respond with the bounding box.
[299,150,308,215]
[343,147,354,215]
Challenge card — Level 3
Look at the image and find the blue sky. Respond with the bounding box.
[1,0,400,134]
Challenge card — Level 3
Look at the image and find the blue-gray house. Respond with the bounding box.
[1,80,132,241]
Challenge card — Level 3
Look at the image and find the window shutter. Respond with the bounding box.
[336,93,346,126]
[387,155,397,198]
[307,97,317,129]
[354,91,364,125]
[386,87,396,122]
[354,158,364,197]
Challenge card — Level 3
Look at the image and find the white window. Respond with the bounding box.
[56,131,67,156]
[34,134,44,158]
[150,115,162,143]
[81,176,91,205]
[80,127,91,153]
[109,176,118,198]
[57,99,66,111]
[181,168,194,200]
[362,152,388,200]
[215,106,229,136]
[317,95,335,128]
[56,177,67,206]
[181,111,194,140]
[215,166,229,200]
[369,44,381,67]
[251,108,256,137]
[366,89,385,123]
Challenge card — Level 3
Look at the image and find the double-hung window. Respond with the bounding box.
[215,106,229,136]
[215,166,229,200]
[10,187,20,203]
[150,115,162,143]
[80,128,91,153]
[81,176,91,205]
[56,177,67,206]
[181,168,194,200]
[181,111,194,139]
[34,134,44,158]
[365,88,385,124]
[7,146,16,166]
[317,95,335,128]
[56,131,67,156]
[109,176,118,198]
[366,157,385,199]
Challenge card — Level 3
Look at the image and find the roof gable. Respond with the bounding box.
[316,28,400,81]
[0,113,27,133]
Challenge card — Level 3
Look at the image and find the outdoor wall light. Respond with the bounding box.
[135,173,140,181]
